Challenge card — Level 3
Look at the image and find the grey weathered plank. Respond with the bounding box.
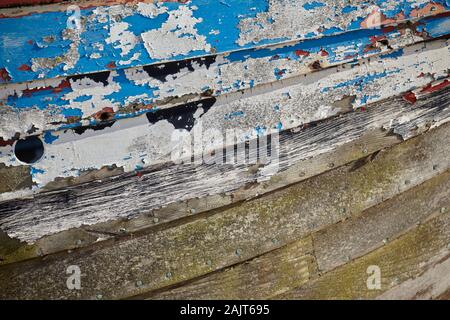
[376,253,450,300]
[0,121,449,299]
[144,236,318,300]
[0,126,400,265]
[276,208,450,300]
[312,171,450,273]
[1,86,449,243]
[142,170,450,299]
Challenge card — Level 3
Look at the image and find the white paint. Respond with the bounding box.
[1,40,448,189]
[106,22,139,57]
[236,0,431,46]
[62,71,122,116]
[141,5,211,59]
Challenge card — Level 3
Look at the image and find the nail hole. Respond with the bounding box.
[14,136,44,164]
[99,112,112,121]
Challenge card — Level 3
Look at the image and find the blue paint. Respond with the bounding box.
[275,121,283,130]
[0,4,448,136]
[224,110,245,120]
[342,6,358,14]
[1,0,447,83]
[30,167,45,176]
[380,49,404,60]
[255,126,266,136]
[43,131,59,144]
[61,108,83,118]
[303,2,326,11]
[331,69,400,92]
[274,68,286,80]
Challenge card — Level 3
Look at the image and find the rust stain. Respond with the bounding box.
[17,64,32,71]
[295,50,310,57]
[21,79,70,97]
[403,91,418,104]
[93,107,115,121]
[0,68,12,82]
[411,3,447,18]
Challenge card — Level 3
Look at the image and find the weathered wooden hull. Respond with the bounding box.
[0,0,449,300]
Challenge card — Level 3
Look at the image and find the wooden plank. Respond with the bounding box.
[0,121,448,299]
[0,83,449,242]
[1,0,447,83]
[0,126,401,265]
[376,253,450,300]
[143,170,450,299]
[0,0,63,8]
[276,208,450,300]
[1,16,448,138]
[4,47,448,187]
[144,236,318,300]
[2,40,449,186]
[312,171,450,273]
[0,1,143,10]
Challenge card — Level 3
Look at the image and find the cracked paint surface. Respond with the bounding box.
[0,39,448,188]
[0,0,448,84]
[1,12,449,140]
[0,0,449,241]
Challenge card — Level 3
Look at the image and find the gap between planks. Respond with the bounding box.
[0,120,449,299]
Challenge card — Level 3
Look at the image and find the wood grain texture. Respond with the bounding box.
[0,126,401,265]
[2,37,448,186]
[276,208,450,300]
[1,17,447,138]
[377,253,450,300]
[143,170,450,299]
[142,236,318,300]
[1,83,449,242]
[312,170,450,273]
[0,121,449,299]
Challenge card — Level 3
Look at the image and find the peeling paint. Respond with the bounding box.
[0,0,448,83]
[0,39,448,188]
[1,13,448,139]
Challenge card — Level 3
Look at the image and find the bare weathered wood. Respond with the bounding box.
[140,170,450,299]
[0,127,401,265]
[1,86,449,243]
[0,122,449,299]
[0,164,32,194]
[276,209,450,300]
[142,236,318,300]
[312,171,450,273]
[376,253,450,300]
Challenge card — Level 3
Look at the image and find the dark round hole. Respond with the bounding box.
[14,136,44,164]
[98,111,114,122]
